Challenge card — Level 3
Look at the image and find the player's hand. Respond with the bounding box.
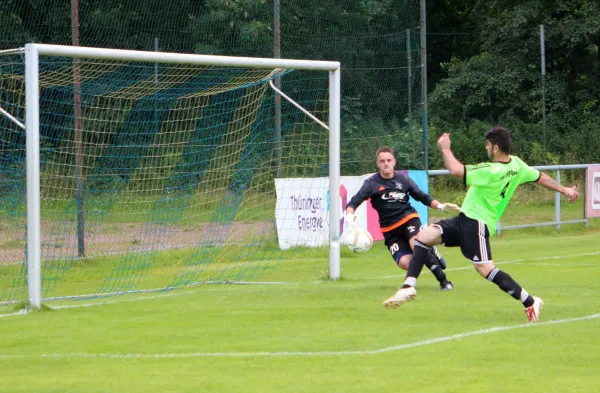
[345,212,357,229]
[342,212,357,245]
[563,185,578,202]
[437,133,452,151]
[437,203,461,212]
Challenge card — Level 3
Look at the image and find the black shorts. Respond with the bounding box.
[383,217,422,263]
[433,213,492,264]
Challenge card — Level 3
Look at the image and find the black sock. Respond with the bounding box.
[424,252,448,284]
[402,240,429,287]
[486,268,534,307]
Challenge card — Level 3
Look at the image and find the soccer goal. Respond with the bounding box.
[0,44,341,309]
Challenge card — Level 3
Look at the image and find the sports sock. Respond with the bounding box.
[486,268,534,307]
[402,240,429,288]
[424,252,448,284]
[430,246,446,269]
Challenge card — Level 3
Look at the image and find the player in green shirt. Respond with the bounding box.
[383,127,579,322]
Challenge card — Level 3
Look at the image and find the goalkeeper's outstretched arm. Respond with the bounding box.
[345,180,371,219]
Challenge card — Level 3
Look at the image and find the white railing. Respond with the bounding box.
[429,164,598,234]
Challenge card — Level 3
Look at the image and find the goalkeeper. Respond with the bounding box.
[383,127,579,322]
[345,146,459,291]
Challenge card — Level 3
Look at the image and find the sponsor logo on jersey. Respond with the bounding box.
[381,191,406,201]
[500,170,518,180]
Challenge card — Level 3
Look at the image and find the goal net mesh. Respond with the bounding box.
[0,53,331,306]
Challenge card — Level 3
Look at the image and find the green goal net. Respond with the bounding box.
[0,48,339,309]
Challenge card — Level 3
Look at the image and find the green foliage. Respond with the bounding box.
[431,53,538,123]
[190,0,272,56]
[429,0,600,166]
[341,115,425,174]
[527,142,560,166]
[1,0,599,173]
[428,120,488,169]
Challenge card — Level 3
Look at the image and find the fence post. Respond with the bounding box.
[420,0,429,173]
[406,29,412,121]
[540,25,547,149]
[555,169,561,230]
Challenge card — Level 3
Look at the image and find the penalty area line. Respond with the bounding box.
[0,313,599,359]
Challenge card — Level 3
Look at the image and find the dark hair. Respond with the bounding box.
[375,146,394,158]
[485,126,512,154]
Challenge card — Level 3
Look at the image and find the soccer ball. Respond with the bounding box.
[346,228,373,254]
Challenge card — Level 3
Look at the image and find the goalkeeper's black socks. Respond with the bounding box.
[424,252,448,284]
[486,267,534,307]
[430,246,447,270]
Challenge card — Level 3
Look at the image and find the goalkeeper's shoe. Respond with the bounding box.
[383,286,416,309]
[431,247,447,270]
[525,296,544,322]
[439,280,454,291]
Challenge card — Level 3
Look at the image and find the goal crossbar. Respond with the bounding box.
[17,44,341,70]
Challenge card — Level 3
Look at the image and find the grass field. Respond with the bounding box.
[1,223,599,392]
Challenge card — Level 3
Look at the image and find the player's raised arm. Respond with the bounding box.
[536,172,579,202]
[438,133,465,178]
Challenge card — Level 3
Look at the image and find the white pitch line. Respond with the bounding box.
[0,309,30,318]
[372,251,600,279]
[51,290,197,310]
[0,313,598,359]
[530,263,597,267]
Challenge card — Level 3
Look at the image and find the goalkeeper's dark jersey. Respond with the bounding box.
[346,172,434,232]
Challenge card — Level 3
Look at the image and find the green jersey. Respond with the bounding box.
[461,156,540,236]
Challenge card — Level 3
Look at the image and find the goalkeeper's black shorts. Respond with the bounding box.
[382,216,423,263]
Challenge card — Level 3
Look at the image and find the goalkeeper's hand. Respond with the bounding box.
[341,212,357,245]
[345,212,357,229]
[437,203,461,212]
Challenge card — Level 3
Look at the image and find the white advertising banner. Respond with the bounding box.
[275,177,331,250]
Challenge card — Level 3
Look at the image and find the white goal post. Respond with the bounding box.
[16,44,341,309]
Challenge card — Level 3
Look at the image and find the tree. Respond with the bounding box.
[429,0,600,163]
